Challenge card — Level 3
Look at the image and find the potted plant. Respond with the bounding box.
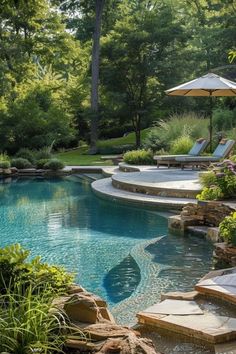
[219,212,236,246]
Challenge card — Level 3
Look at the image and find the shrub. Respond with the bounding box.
[35,147,52,160]
[0,152,10,162]
[44,158,65,171]
[11,157,32,169]
[196,186,224,201]
[0,243,74,294]
[15,148,36,164]
[213,108,236,131]
[143,112,208,152]
[0,161,10,169]
[36,158,50,169]
[123,149,154,165]
[170,135,194,154]
[219,212,236,245]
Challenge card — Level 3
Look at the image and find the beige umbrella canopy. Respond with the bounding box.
[165,73,236,150]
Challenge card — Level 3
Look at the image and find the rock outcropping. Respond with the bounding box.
[53,284,160,354]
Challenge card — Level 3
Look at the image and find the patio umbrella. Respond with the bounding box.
[165,73,236,151]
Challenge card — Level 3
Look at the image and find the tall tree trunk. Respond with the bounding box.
[89,0,104,154]
[132,113,141,148]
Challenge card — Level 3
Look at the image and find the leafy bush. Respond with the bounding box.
[123,149,154,165]
[197,159,236,200]
[213,108,236,131]
[196,186,224,201]
[11,157,32,169]
[36,158,50,169]
[170,135,193,154]
[35,147,52,160]
[0,243,73,294]
[219,212,236,245]
[143,112,208,152]
[0,160,10,169]
[15,148,36,164]
[44,158,65,171]
[0,152,10,162]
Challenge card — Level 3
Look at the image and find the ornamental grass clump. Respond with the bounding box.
[197,159,236,200]
[0,284,66,354]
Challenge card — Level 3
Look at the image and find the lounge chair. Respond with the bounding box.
[154,138,209,168]
[176,139,235,169]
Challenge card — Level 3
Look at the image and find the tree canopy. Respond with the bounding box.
[0,0,235,152]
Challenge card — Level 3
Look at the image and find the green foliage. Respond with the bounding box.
[35,147,52,160]
[199,171,217,188]
[11,158,32,169]
[15,148,36,164]
[170,135,193,154]
[44,159,65,171]
[123,149,153,165]
[143,113,208,152]
[219,212,236,245]
[0,285,67,354]
[0,161,10,169]
[0,243,74,294]
[0,152,10,162]
[36,158,50,169]
[197,160,236,200]
[196,186,224,201]
[213,108,236,131]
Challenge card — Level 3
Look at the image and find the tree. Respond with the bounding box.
[101,0,188,147]
[90,0,105,154]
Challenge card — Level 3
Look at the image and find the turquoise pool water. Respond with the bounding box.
[0,176,213,322]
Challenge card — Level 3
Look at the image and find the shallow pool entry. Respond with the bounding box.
[0,176,213,324]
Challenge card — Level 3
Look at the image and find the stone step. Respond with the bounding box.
[112,169,201,198]
[92,178,197,210]
[195,269,236,306]
[137,312,236,344]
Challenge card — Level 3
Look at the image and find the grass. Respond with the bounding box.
[55,128,151,166]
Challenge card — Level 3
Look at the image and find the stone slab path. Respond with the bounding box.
[196,271,236,305]
[143,299,203,315]
[137,312,236,344]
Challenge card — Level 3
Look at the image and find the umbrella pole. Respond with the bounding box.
[209,95,213,152]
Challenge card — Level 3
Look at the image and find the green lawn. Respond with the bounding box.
[55,128,151,166]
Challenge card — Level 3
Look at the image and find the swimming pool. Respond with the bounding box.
[0,176,213,324]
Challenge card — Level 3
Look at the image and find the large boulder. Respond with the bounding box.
[64,293,99,324]
[83,323,136,341]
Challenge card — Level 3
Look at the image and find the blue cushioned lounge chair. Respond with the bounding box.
[176,139,235,169]
[154,138,209,168]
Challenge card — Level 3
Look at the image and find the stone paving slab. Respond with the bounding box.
[196,273,236,305]
[137,312,236,344]
[143,299,203,315]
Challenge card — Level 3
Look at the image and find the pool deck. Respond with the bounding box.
[137,267,236,347]
[64,164,236,210]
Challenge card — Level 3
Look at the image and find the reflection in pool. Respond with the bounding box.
[0,176,213,320]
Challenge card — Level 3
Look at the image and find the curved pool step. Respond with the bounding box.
[91,178,197,210]
[112,169,201,199]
